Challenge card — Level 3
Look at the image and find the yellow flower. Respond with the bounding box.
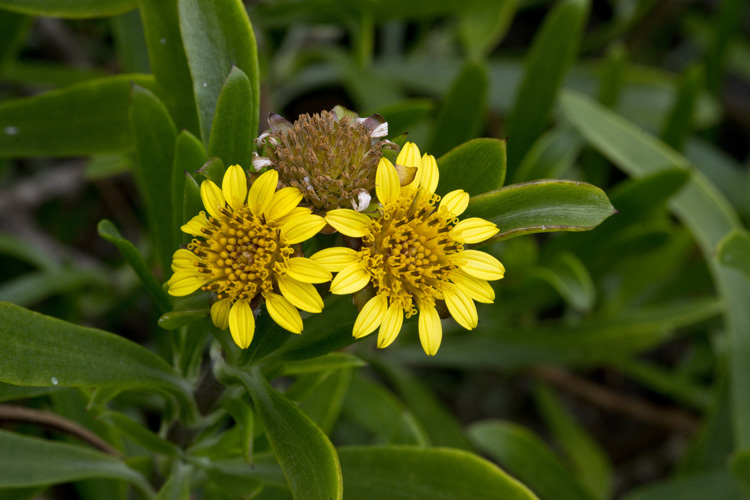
[167,165,330,349]
[311,142,504,356]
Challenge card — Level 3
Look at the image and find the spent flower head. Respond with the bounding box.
[311,142,504,355]
[253,107,395,215]
[167,165,331,349]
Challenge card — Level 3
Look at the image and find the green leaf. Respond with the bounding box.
[0,430,153,496]
[297,368,352,435]
[0,269,108,308]
[370,99,434,138]
[731,451,750,496]
[208,66,255,168]
[0,0,136,18]
[98,411,181,457]
[436,138,507,197]
[0,381,61,403]
[428,62,488,157]
[154,462,192,500]
[534,385,613,500]
[717,230,750,281]
[464,179,616,243]
[196,156,226,185]
[129,84,178,274]
[338,446,539,500]
[158,291,211,330]
[98,219,172,313]
[661,65,703,151]
[596,43,627,109]
[0,74,154,158]
[468,421,595,500]
[534,252,595,312]
[172,130,206,239]
[280,353,366,375]
[507,0,590,167]
[179,0,260,146]
[139,0,199,132]
[511,128,582,183]
[0,302,191,408]
[0,10,29,72]
[458,0,517,58]
[229,367,343,500]
[111,10,150,74]
[621,469,746,500]
[560,90,750,448]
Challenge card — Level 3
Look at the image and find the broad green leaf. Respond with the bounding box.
[98,219,172,313]
[428,62,487,157]
[459,0,517,58]
[0,0,136,18]
[0,302,192,409]
[370,99,434,139]
[621,469,746,500]
[208,66,255,168]
[534,252,595,312]
[507,0,590,167]
[196,156,226,185]
[0,381,61,402]
[560,90,750,448]
[154,462,192,500]
[129,84,178,274]
[298,368,352,435]
[717,230,750,281]
[179,0,260,146]
[139,0,199,132]
[280,353,366,375]
[464,179,616,243]
[338,446,539,500]
[511,128,582,183]
[158,290,211,330]
[0,269,108,308]
[0,430,152,496]
[436,138,507,197]
[469,420,595,500]
[0,74,154,158]
[98,411,181,457]
[229,367,343,500]
[661,65,703,151]
[111,10,150,74]
[534,385,613,500]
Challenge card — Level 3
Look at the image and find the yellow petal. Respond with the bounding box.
[286,257,332,284]
[418,304,442,355]
[171,248,200,271]
[439,189,469,217]
[399,142,423,189]
[228,299,255,349]
[376,157,401,206]
[276,206,312,226]
[325,209,371,237]
[266,186,303,222]
[453,269,495,304]
[444,287,478,330]
[200,179,226,218]
[181,211,209,236]
[450,217,499,244]
[377,302,403,349]
[248,169,278,216]
[167,272,209,297]
[222,164,248,210]
[281,214,326,244]
[310,247,360,272]
[352,294,387,339]
[419,153,439,193]
[330,262,371,295]
[265,292,303,334]
[457,250,505,281]
[277,275,324,313]
[210,298,232,330]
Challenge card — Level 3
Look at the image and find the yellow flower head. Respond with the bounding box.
[312,142,504,356]
[167,165,330,349]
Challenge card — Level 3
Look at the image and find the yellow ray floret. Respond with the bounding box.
[167,166,329,349]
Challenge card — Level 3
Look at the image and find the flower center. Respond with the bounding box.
[188,207,293,302]
[361,188,463,317]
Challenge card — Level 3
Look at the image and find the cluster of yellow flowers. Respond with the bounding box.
[167,112,504,356]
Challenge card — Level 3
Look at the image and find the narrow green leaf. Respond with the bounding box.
[98,219,172,313]
[0,233,58,271]
[370,99,434,138]
[154,462,192,500]
[0,430,152,496]
[129,84,178,274]
[436,138,507,196]
[535,252,595,312]
[85,153,131,180]
[298,368,352,435]
[618,360,712,411]
[560,90,750,448]
[0,269,107,308]
[597,42,627,109]
[179,0,260,146]
[0,0,136,18]
[464,179,616,243]
[511,128,582,183]
[196,156,226,185]
[0,10,29,72]
[183,171,203,244]
[621,469,746,500]
[507,0,590,167]
[158,290,211,330]
[208,66,254,168]
[459,0,517,58]
[469,420,595,500]
[428,62,488,157]
[534,385,613,500]
[139,0,199,132]
[661,65,703,151]
[230,367,343,500]
[338,446,539,500]
[705,0,745,93]
[0,302,191,406]
[98,411,181,457]
[280,353,366,375]
[172,130,206,238]
[717,230,750,281]
[0,381,61,402]
[731,451,750,496]
[0,74,154,158]
[111,9,150,74]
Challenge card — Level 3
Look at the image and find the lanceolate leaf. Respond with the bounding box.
[338,446,539,500]
[716,230,750,281]
[172,130,206,239]
[0,0,136,18]
[208,66,255,168]
[0,74,155,158]
[436,138,507,197]
[465,179,616,243]
[0,430,153,495]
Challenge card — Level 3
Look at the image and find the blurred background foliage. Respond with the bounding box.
[1,0,750,499]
